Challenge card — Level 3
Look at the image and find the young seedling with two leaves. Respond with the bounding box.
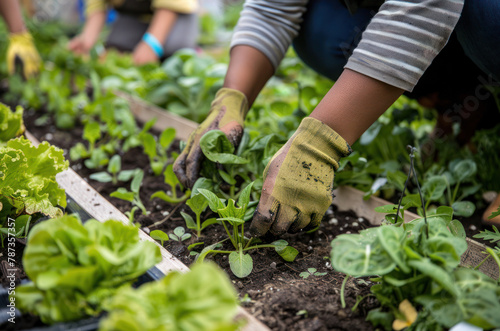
[140,119,176,176]
[181,192,219,237]
[299,268,327,279]
[150,164,191,204]
[110,170,149,216]
[195,182,299,278]
[89,155,139,185]
[70,121,109,169]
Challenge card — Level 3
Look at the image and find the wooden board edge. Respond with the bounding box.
[114,90,198,141]
[25,131,270,331]
[332,185,499,280]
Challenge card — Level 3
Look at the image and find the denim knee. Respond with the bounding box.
[292,0,374,81]
[455,0,500,81]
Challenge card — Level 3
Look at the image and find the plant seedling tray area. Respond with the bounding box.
[5,95,495,331]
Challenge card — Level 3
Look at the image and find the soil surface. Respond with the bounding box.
[1,101,496,331]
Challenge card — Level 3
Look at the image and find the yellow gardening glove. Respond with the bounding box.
[173,88,249,188]
[251,117,352,236]
[7,32,41,79]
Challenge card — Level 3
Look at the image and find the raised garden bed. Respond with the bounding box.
[14,97,498,330]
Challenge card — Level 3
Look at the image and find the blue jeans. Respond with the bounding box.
[292,0,500,84]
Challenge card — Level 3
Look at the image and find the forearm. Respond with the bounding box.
[81,11,106,46]
[146,9,177,45]
[0,0,27,34]
[310,69,403,146]
[223,45,274,107]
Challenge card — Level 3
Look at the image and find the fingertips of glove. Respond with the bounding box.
[269,204,297,236]
[250,200,279,237]
[184,145,204,188]
[288,211,311,234]
[302,213,323,233]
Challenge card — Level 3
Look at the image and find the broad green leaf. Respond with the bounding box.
[163,164,179,188]
[407,259,458,297]
[142,133,157,159]
[200,130,249,164]
[198,189,224,212]
[218,170,237,185]
[181,212,197,229]
[107,155,121,174]
[131,170,144,193]
[159,128,176,149]
[89,172,113,183]
[201,218,219,230]
[117,169,138,182]
[83,121,101,145]
[374,204,398,214]
[452,201,475,217]
[237,182,254,210]
[186,193,209,216]
[110,188,135,202]
[229,251,253,278]
[274,245,299,262]
[452,159,477,182]
[422,176,447,201]
[150,230,169,245]
[377,226,410,273]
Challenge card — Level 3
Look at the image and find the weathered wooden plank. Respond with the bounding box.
[25,131,270,331]
[114,90,198,141]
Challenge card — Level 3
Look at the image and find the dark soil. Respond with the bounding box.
[3,103,496,331]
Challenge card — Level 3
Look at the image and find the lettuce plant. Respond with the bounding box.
[100,263,241,331]
[196,182,298,278]
[15,215,161,324]
[0,103,24,142]
[0,137,68,239]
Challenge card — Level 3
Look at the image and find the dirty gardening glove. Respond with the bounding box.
[174,88,249,188]
[251,117,352,236]
[7,31,41,79]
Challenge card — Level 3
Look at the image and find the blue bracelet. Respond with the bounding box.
[142,32,164,58]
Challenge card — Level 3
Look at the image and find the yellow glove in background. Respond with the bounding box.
[7,31,41,79]
[251,117,352,236]
[173,88,249,188]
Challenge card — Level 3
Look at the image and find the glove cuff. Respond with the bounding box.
[213,88,250,118]
[9,31,34,44]
[296,117,352,170]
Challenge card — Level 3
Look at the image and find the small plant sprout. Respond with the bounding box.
[89,155,138,184]
[110,170,149,215]
[181,193,219,237]
[150,230,169,246]
[151,164,191,204]
[296,310,308,318]
[196,182,299,278]
[141,126,176,176]
[299,268,327,279]
[170,227,191,242]
[125,206,139,225]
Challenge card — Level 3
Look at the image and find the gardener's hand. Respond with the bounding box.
[251,117,352,236]
[174,88,249,188]
[7,31,41,79]
[133,41,159,65]
[68,34,95,55]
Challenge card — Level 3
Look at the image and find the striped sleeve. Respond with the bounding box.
[230,0,309,69]
[345,0,465,91]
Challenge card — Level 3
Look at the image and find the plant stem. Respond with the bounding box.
[147,203,182,229]
[222,221,237,249]
[340,274,350,309]
[244,237,253,250]
[451,181,460,204]
[243,244,278,251]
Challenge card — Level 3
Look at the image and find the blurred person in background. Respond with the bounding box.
[174,0,500,235]
[69,0,199,65]
[1,0,41,79]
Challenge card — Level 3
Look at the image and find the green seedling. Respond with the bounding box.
[141,125,176,176]
[150,230,169,246]
[195,182,299,278]
[89,155,138,184]
[181,193,219,237]
[125,206,139,225]
[150,164,191,204]
[299,268,327,279]
[296,310,308,318]
[110,170,149,215]
[170,226,191,242]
